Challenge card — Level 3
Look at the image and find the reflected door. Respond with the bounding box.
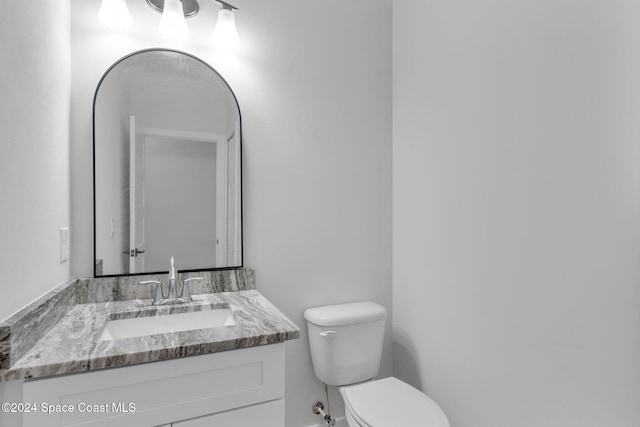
[129,115,146,273]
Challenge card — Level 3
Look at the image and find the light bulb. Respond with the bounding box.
[159,0,189,38]
[212,8,239,49]
[98,0,133,28]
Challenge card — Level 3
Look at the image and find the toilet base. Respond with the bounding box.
[338,377,450,427]
[344,410,360,427]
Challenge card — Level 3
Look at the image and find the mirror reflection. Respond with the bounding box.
[94,49,242,277]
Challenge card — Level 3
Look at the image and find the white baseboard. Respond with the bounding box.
[302,416,348,427]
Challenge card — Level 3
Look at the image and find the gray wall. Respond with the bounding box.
[0,0,71,320]
[70,1,392,426]
[393,1,640,426]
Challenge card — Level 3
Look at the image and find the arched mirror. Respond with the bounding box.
[93,49,242,277]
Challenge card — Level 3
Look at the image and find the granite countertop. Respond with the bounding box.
[0,270,299,382]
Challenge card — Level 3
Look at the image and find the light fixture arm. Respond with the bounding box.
[212,0,238,11]
[146,0,200,17]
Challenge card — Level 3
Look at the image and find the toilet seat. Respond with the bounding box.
[340,377,450,427]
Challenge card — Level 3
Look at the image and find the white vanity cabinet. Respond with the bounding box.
[2,343,285,427]
[171,399,283,426]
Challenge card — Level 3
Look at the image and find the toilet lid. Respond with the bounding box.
[340,377,450,427]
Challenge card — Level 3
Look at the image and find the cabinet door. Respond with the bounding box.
[173,399,284,427]
[21,344,284,427]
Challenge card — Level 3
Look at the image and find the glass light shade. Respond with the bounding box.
[212,9,239,48]
[98,0,133,28]
[159,0,189,38]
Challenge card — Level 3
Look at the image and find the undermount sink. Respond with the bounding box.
[99,308,236,341]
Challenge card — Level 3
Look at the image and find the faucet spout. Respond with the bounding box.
[167,256,178,300]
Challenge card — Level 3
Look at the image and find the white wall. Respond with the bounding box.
[70,1,392,426]
[0,1,71,320]
[93,77,129,275]
[393,1,640,426]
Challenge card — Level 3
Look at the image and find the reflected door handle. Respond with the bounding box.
[123,248,146,257]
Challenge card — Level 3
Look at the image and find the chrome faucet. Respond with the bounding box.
[139,257,203,305]
[167,257,179,300]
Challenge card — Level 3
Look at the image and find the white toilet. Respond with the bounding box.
[304,302,450,427]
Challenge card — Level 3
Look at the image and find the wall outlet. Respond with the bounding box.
[60,228,70,263]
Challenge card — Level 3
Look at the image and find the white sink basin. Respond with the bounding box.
[99,308,236,341]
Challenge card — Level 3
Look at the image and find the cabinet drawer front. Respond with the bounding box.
[22,344,284,427]
[173,399,284,427]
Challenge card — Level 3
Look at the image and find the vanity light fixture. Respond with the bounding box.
[98,0,240,47]
[212,0,240,48]
[155,0,192,38]
[146,0,240,47]
[212,1,240,48]
[98,0,133,27]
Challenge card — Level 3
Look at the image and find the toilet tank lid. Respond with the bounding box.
[304,302,387,327]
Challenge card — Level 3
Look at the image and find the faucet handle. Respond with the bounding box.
[139,280,164,305]
[182,277,204,303]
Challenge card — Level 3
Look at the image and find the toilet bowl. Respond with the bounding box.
[304,302,450,427]
[340,377,449,427]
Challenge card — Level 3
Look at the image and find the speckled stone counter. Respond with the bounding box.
[0,269,299,382]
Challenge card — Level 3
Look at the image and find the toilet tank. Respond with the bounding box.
[304,302,387,386]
